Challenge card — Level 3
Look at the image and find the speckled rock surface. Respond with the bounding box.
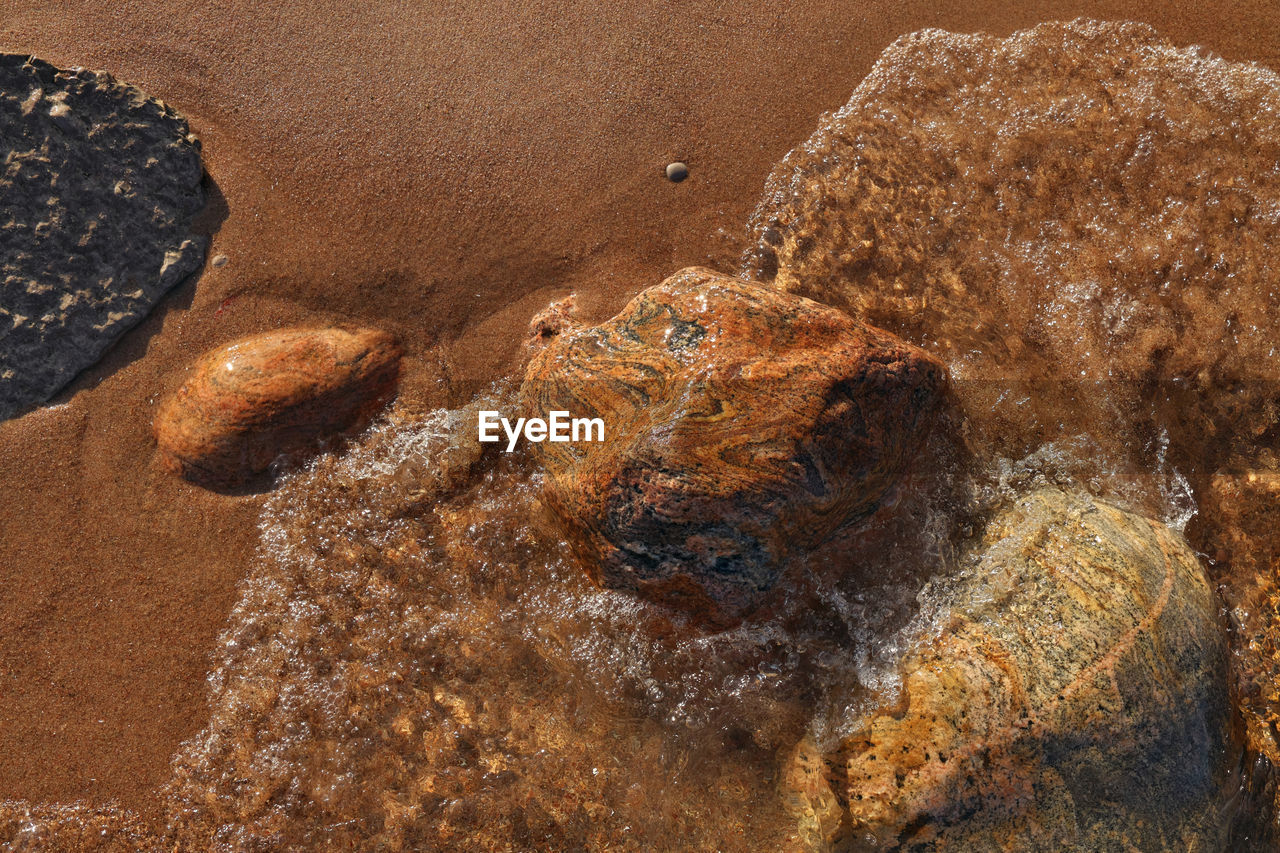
[0,53,206,420]
[781,488,1235,851]
[154,327,402,487]
[521,266,945,625]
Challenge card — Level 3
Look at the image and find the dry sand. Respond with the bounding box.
[1,0,1277,815]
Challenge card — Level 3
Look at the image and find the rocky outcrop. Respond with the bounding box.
[0,54,207,420]
[521,267,945,626]
[780,488,1236,851]
[154,327,401,487]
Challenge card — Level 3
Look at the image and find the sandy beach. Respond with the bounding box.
[2,0,1279,828]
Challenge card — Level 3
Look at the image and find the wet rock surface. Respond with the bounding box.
[521,267,945,625]
[782,488,1236,851]
[0,53,207,420]
[154,327,402,487]
[1200,467,1280,773]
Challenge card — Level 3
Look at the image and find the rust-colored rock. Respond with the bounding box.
[781,488,1236,851]
[520,267,945,626]
[154,327,401,486]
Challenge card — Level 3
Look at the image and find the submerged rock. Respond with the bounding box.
[781,488,1236,851]
[0,53,207,420]
[521,267,945,625]
[744,20,1280,482]
[154,327,401,487]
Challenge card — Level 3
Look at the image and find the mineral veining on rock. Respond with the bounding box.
[154,327,402,487]
[0,53,208,420]
[521,266,946,625]
[782,488,1235,851]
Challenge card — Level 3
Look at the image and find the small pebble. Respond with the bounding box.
[665,161,689,183]
[211,253,229,268]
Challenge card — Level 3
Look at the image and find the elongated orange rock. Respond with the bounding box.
[521,267,945,626]
[154,327,401,487]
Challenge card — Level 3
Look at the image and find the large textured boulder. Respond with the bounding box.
[521,267,945,625]
[781,488,1236,851]
[154,327,401,487]
[0,54,207,420]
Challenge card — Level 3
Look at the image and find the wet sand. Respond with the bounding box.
[1,0,1278,815]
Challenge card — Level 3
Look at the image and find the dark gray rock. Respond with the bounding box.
[0,53,207,419]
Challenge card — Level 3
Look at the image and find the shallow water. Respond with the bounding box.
[151,389,981,850]
[746,20,1280,482]
[6,17,1280,851]
[745,20,1280,840]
